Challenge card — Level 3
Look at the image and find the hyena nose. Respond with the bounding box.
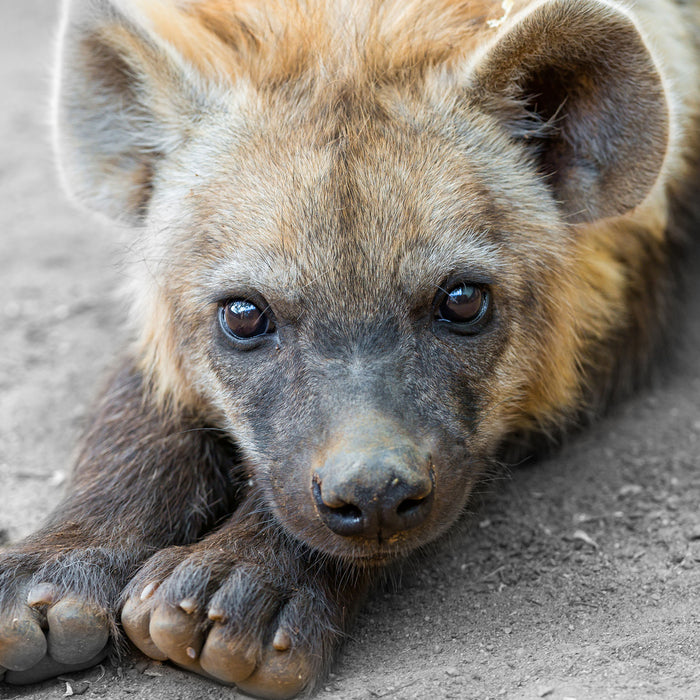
[312,472,434,538]
[311,418,434,539]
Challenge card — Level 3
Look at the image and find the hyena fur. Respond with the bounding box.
[1,0,699,698]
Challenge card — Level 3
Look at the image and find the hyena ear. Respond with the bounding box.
[54,0,231,224]
[469,0,669,223]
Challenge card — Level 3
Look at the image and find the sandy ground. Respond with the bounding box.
[1,3,700,700]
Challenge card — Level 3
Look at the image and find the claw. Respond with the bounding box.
[207,606,226,623]
[27,583,59,608]
[179,598,198,615]
[272,629,291,652]
[140,582,159,602]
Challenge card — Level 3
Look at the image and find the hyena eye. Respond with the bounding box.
[219,299,276,341]
[436,283,490,329]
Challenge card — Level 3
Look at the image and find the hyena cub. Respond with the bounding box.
[2,0,700,697]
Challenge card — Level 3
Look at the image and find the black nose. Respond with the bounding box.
[312,473,434,538]
[311,413,434,539]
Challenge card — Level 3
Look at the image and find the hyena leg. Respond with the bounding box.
[122,498,372,700]
[0,360,240,685]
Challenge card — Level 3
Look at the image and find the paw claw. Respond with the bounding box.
[207,606,226,622]
[122,550,332,697]
[179,598,198,615]
[140,582,159,602]
[27,583,59,608]
[272,629,291,652]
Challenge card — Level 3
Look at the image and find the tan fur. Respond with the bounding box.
[96,0,699,436]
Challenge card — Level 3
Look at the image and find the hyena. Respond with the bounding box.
[1,0,699,697]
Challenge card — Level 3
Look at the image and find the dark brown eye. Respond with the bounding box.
[436,283,489,327]
[220,299,275,341]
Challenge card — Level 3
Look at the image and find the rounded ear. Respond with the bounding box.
[53,0,233,225]
[468,0,670,223]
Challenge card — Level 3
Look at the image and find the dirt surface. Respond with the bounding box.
[1,3,699,700]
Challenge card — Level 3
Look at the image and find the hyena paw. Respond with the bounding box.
[0,552,113,685]
[122,547,339,699]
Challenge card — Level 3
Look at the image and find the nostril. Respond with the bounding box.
[396,497,426,517]
[389,485,433,532]
[312,477,367,536]
[332,502,363,520]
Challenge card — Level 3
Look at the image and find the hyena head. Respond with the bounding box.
[55,0,669,563]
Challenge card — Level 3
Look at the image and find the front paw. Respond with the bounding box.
[121,546,348,699]
[0,552,113,685]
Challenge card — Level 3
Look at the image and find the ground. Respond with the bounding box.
[1,3,699,700]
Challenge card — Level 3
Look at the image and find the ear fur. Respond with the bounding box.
[469,0,670,223]
[53,0,231,224]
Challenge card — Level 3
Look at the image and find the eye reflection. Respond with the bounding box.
[436,283,489,326]
[220,299,275,340]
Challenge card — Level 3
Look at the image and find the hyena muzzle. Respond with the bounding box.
[1,0,699,698]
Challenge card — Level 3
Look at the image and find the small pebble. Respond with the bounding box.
[71,681,90,696]
[572,530,598,548]
[61,681,90,697]
[618,484,643,497]
[687,525,700,541]
[50,470,66,487]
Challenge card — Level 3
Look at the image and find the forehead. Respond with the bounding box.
[161,88,565,308]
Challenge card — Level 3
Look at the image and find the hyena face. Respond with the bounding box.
[55,0,671,562]
[137,90,588,561]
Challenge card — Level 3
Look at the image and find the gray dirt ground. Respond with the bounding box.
[1,3,699,700]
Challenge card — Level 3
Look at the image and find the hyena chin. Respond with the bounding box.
[2,0,699,697]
